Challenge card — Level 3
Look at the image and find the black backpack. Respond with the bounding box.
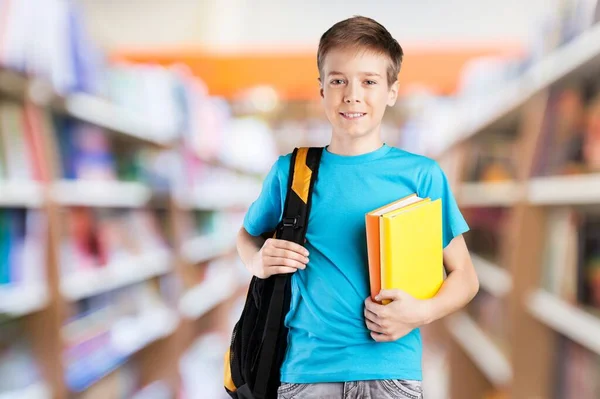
[224,147,323,399]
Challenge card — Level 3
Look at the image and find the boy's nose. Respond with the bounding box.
[343,83,362,103]
[343,93,362,103]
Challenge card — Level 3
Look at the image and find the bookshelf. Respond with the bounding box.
[429,15,600,399]
[0,64,253,398]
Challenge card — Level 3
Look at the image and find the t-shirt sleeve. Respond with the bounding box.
[242,157,285,237]
[419,160,469,248]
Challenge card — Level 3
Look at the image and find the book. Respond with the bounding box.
[366,194,444,303]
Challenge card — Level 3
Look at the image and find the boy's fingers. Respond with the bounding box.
[364,308,382,325]
[364,297,385,315]
[273,239,309,256]
[266,257,306,270]
[370,332,391,342]
[266,248,309,264]
[366,320,385,334]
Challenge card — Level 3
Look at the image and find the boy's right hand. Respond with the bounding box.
[250,238,310,279]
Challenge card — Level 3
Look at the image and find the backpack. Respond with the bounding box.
[224,147,324,399]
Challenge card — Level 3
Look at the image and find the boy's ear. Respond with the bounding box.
[387,80,399,106]
[318,78,324,98]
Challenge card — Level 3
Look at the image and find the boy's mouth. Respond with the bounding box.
[340,112,366,120]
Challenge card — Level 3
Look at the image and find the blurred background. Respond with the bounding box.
[0,0,599,398]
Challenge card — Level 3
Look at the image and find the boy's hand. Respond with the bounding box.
[364,289,431,342]
[250,238,309,279]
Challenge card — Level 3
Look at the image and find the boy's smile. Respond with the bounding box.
[319,48,398,150]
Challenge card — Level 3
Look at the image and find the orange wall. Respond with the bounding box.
[112,45,523,100]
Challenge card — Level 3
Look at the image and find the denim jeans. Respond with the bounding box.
[277,379,423,399]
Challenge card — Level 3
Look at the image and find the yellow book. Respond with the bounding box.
[379,197,443,303]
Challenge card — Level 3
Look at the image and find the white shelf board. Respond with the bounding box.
[528,173,600,205]
[179,267,240,320]
[445,312,512,387]
[188,193,257,210]
[526,289,600,356]
[51,179,151,208]
[65,93,177,146]
[181,233,237,265]
[61,249,172,301]
[458,181,522,207]
[432,22,600,157]
[0,181,44,207]
[0,283,48,317]
[471,254,513,298]
[0,382,51,399]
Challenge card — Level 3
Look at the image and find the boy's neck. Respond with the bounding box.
[327,134,385,156]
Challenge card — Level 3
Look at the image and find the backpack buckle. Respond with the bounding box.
[282,217,298,228]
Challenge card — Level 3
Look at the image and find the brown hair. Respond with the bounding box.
[317,16,404,86]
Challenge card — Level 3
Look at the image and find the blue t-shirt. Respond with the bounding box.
[243,144,469,383]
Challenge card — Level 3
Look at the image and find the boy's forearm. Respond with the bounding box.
[237,227,265,273]
[423,268,479,324]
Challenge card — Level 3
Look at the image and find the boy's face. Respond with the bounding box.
[319,48,398,141]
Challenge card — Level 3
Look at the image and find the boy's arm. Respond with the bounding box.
[237,227,266,271]
[422,234,479,323]
[365,235,479,342]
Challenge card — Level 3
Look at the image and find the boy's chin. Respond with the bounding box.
[333,127,374,139]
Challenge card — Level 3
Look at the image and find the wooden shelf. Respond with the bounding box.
[528,173,600,205]
[0,69,35,102]
[445,312,512,388]
[51,180,152,208]
[432,22,600,157]
[180,233,237,265]
[0,181,44,207]
[0,283,48,317]
[61,249,172,301]
[458,181,522,207]
[526,289,600,356]
[0,382,51,399]
[471,254,512,297]
[179,267,242,320]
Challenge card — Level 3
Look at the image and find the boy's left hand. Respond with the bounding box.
[364,289,431,342]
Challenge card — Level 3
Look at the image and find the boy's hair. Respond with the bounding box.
[317,16,404,86]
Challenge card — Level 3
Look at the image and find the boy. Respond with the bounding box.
[237,16,479,399]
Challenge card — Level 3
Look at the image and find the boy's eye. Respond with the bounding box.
[330,79,345,85]
[365,80,377,85]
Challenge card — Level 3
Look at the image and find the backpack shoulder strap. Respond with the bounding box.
[252,147,323,399]
[278,147,323,243]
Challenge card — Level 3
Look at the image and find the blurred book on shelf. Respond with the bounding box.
[463,207,509,265]
[63,281,178,393]
[0,0,105,94]
[579,215,600,313]
[540,210,600,316]
[463,134,517,183]
[59,208,169,278]
[0,209,46,289]
[0,101,50,183]
[554,336,600,398]
[533,80,600,177]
